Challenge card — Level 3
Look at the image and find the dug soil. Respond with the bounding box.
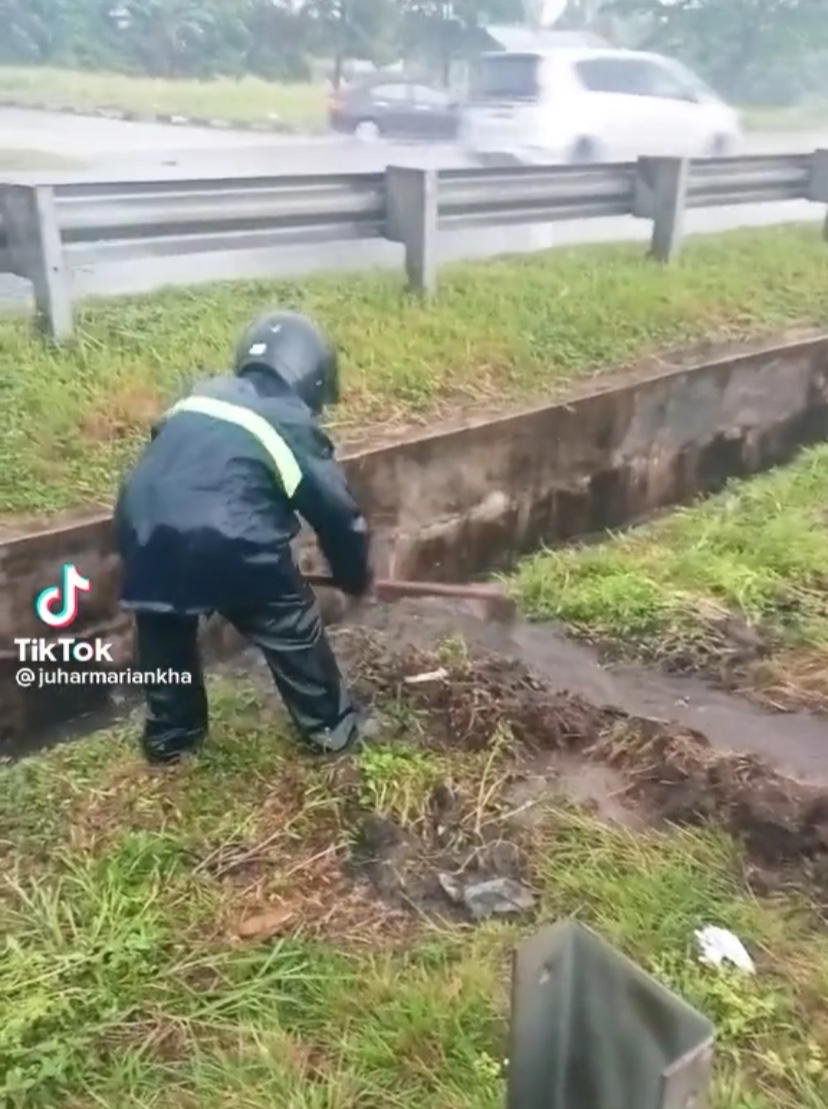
[337,598,828,784]
[232,599,828,927]
[45,595,828,942]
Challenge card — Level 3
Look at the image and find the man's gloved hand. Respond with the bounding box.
[342,569,376,619]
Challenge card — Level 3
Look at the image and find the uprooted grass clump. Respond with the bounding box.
[3,224,828,516]
[514,441,828,712]
[345,631,828,879]
[2,640,828,1107]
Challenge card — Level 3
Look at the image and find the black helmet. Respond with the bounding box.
[234,311,340,415]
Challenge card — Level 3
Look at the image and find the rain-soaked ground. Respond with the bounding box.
[296,601,828,913]
[15,594,828,918]
[330,597,828,786]
[18,594,828,797]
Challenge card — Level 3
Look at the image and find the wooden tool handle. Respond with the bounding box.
[303,573,506,604]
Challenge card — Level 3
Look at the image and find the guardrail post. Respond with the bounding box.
[633,157,690,264]
[385,165,438,296]
[0,184,72,339]
[808,149,828,242]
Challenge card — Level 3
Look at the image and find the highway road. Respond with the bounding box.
[0,106,471,175]
[3,104,827,175]
[1,106,826,308]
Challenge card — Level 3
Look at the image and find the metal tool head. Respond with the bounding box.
[477,590,518,626]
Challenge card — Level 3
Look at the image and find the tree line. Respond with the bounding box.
[0,1,525,82]
[0,0,825,103]
[608,0,828,106]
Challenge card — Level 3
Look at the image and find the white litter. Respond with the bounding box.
[404,668,449,685]
[695,926,756,973]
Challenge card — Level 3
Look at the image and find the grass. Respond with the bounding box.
[2,672,827,1107]
[743,101,828,132]
[1,65,824,136]
[3,224,828,518]
[0,66,327,130]
[0,148,83,170]
[513,441,828,709]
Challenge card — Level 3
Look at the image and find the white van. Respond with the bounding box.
[461,47,742,165]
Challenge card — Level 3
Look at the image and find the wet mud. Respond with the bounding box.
[316,603,828,913]
[333,598,828,785]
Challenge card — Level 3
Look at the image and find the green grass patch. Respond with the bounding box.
[513,442,828,707]
[2,676,827,1106]
[3,224,828,518]
[742,101,828,132]
[0,66,327,129]
[356,742,446,828]
[0,148,83,170]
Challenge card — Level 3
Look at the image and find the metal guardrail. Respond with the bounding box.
[438,163,638,228]
[55,173,386,265]
[1,150,827,339]
[0,219,9,274]
[685,154,813,208]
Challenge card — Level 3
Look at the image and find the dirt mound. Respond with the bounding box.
[349,633,613,752]
[342,630,828,891]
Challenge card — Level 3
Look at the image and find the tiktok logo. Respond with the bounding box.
[35,563,92,629]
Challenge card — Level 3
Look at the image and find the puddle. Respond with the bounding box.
[504,753,645,830]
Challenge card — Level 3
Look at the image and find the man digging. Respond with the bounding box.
[115,310,372,763]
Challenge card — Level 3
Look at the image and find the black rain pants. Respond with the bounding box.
[133,557,357,763]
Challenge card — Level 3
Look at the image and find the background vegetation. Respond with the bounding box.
[0,1,825,104]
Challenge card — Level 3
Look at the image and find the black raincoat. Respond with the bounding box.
[115,312,371,762]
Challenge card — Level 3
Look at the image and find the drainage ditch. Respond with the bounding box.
[2,333,828,756]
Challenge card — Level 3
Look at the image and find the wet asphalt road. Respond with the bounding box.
[0,105,473,175]
[1,107,826,308]
[3,105,826,169]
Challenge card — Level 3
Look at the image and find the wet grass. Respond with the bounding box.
[514,442,828,710]
[2,224,828,518]
[1,67,823,137]
[0,148,84,170]
[0,66,326,129]
[742,101,828,133]
[2,671,828,1107]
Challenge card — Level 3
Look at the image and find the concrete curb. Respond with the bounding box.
[0,96,303,135]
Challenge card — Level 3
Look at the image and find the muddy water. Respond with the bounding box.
[333,598,828,785]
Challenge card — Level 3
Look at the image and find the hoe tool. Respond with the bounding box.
[304,573,516,624]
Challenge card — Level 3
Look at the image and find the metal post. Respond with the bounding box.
[1,184,72,339]
[385,165,439,296]
[508,921,715,1109]
[808,149,828,243]
[633,156,690,264]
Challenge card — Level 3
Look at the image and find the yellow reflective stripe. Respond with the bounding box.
[167,396,302,497]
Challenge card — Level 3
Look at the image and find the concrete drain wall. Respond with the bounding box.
[2,334,828,753]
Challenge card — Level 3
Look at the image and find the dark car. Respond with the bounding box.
[328,77,461,141]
